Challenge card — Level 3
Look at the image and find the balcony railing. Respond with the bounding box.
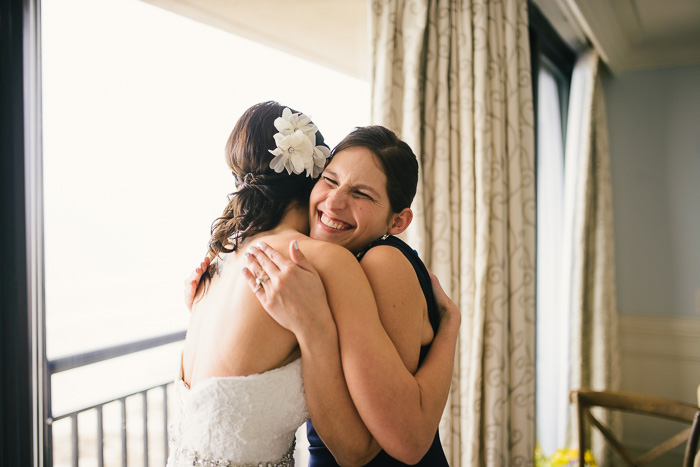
[46,331,186,467]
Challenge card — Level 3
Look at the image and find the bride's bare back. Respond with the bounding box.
[182,230,305,387]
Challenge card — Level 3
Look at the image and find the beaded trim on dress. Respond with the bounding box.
[174,437,296,467]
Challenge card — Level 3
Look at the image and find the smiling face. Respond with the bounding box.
[309,146,409,254]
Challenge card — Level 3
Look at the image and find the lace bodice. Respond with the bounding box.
[167,358,308,466]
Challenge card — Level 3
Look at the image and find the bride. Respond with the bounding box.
[168,101,459,466]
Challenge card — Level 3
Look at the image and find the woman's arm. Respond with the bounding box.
[244,241,382,466]
[348,246,459,457]
[183,249,380,465]
[246,241,460,463]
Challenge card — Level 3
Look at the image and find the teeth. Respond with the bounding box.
[321,213,348,230]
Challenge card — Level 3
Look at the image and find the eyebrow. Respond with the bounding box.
[324,169,382,197]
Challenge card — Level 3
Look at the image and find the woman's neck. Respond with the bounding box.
[270,203,310,236]
[232,204,309,253]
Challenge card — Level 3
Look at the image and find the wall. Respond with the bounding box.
[604,64,700,318]
[618,313,700,462]
[604,64,700,461]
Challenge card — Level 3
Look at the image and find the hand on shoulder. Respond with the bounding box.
[242,240,344,341]
[184,256,211,311]
[427,271,461,328]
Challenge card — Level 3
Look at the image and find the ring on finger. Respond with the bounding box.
[255,274,270,285]
[253,284,262,293]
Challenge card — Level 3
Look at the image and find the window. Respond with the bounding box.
[41,0,369,463]
[535,61,567,455]
[529,1,576,458]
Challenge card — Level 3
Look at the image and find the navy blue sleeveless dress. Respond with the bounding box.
[307,235,449,466]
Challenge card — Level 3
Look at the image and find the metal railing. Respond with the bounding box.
[45,331,186,467]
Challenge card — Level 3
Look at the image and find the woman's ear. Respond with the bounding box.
[387,208,413,235]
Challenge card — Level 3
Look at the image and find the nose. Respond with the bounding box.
[325,188,348,211]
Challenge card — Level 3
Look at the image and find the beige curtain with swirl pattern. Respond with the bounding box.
[370,0,536,465]
[561,49,621,465]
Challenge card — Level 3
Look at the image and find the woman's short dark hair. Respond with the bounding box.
[332,126,418,213]
[207,101,328,258]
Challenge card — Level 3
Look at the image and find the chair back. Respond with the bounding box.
[570,389,700,466]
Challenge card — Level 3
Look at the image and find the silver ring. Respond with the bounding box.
[256,274,270,285]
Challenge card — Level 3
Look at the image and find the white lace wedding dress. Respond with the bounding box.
[166,358,308,467]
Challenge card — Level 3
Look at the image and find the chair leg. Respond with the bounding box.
[578,405,586,466]
[684,411,700,467]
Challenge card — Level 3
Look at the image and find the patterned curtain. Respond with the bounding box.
[561,49,621,465]
[370,0,536,465]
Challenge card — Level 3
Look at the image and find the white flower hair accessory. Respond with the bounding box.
[268,108,331,178]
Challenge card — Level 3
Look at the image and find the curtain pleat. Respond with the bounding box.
[562,50,621,465]
[370,1,536,464]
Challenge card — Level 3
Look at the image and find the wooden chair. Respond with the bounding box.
[570,389,700,466]
[690,409,700,467]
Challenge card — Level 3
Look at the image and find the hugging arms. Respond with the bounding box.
[188,238,460,465]
[246,240,460,464]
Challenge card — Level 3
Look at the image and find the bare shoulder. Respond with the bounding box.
[295,238,359,272]
[292,239,379,322]
[360,245,426,317]
[360,245,418,286]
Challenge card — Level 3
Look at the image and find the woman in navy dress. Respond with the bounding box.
[244,127,459,466]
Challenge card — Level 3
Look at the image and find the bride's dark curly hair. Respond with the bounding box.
[207,101,328,259]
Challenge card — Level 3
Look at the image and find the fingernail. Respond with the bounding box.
[256,242,264,248]
[242,267,248,274]
[244,252,250,260]
[293,240,299,250]
[246,247,254,254]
